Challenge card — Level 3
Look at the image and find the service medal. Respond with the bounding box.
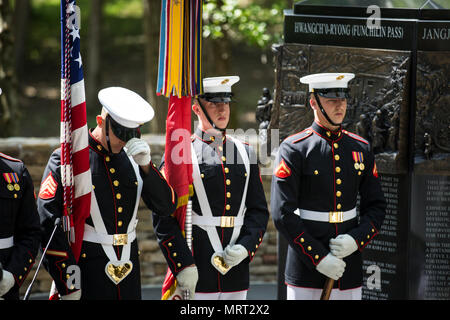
[14,183,20,191]
[354,163,360,170]
[7,184,14,191]
[359,163,365,170]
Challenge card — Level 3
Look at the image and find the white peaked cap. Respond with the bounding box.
[98,87,154,128]
[203,76,240,93]
[300,73,355,92]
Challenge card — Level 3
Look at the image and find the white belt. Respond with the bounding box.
[294,208,357,223]
[83,224,136,246]
[0,236,13,249]
[192,212,244,228]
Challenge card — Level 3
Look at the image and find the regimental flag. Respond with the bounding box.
[60,0,92,262]
[161,96,193,300]
[158,0,203,300]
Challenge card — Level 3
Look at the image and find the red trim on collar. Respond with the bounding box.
[0,152,21,162]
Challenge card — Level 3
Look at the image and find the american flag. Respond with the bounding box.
[60,0,92,262]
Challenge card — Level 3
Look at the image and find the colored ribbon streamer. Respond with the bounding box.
[157,0,203,98]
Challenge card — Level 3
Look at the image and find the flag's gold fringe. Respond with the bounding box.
[161,280,178,300]
[176,184,194,209]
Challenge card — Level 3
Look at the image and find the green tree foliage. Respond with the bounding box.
[203,0,289,48]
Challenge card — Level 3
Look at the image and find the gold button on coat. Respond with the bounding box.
[226,179,231,185]
[105,156,110,162]
[337,204,342,210]
[336,179,342,185]
[221,156,226,162]
[224,167,229,173]
[334,143,339,149]
[118,221,123,227]
[118,207,123,213]
[336,191,342,197]
[226,204,231,210]
[113,180,119,186]
[314,170,319,175]
[226,192,231,198]
[335,167,341,173]
[116,193,121,199]
[110,168,115,174]
[334,155,340,161]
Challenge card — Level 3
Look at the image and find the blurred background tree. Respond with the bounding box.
[1,0,293,137]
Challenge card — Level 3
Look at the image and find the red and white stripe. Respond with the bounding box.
[60,78,92,245]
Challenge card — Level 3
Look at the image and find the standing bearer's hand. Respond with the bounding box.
[316,253,346,280]
[329,234,358,259]
[0,270,14,297]
[223,244,248,267]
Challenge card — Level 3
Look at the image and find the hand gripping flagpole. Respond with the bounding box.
[23,218,61,300]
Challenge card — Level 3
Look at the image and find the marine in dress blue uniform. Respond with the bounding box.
[0,153,41,300]
[38,87,177,300]
[271,73,386,300]
[153,76,269,300]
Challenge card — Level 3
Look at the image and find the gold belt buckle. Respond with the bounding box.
[329,211,344,223]
[113,234,128,246]
[220,216,235,228]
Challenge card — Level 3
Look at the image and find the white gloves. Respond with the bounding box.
[60,289,82,300]
[125,138,151,166]
[329,234,358,259]
[223,244,248,268]
[0,270,15,297]
[176,265,198,300]
[316,253,346,280]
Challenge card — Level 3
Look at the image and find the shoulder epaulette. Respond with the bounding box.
[343,130,369,145]
[0,152,22,162]
[291,128,313,144]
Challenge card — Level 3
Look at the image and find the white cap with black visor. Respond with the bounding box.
[300,73,355,126]
[98,87,154,153]
[197,76,240,131]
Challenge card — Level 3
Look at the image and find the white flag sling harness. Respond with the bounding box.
[190,136,250,274]
[83,153,142,284]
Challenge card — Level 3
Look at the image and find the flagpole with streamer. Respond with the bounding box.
[157,0,203,300]
[49,0,92,300]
